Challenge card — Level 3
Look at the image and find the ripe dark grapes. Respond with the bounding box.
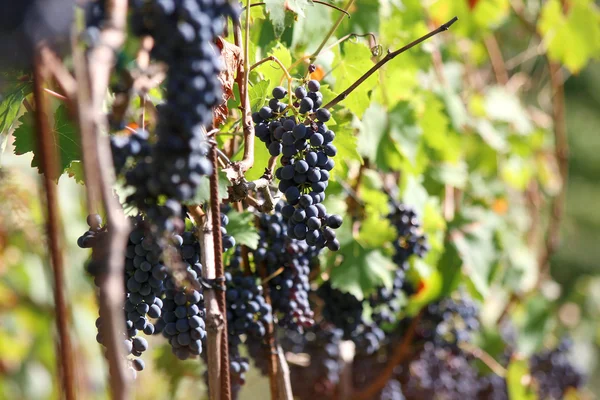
[280,324,344,400]
[78,215,164,375]
[317,282,364,339]
[253,205,319,331]
[253,83,342,251]
[529,340,584,399]
[125,0,237,231]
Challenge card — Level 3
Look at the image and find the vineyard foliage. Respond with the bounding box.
[1,0,600,399]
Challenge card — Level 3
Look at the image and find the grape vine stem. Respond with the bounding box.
[81,1,132,399]
[323,16,459,110]
[244,1,350,18]
[33,58,76,400]
[209,143,232,400]
[195,207,225,400]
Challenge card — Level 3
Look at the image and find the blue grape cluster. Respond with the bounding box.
[388,204,429,263]
[159,282,206,361]
[253,206,319,331]
[280,324,344,400]
[418,294,480,349]
[78,215,163,376]
[530,340,584,399]
[225,259,272,339]
[126,0,236,230]
[399,342,480,400]
[110,129,151,175]
[155,213,235,360]
[253,82,342,251]
[368,203,429,327]
[316,282,364,339]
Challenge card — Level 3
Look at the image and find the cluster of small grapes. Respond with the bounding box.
[418,294,480,349]
[280,324,344,400]
[316,282,364,339]
[253,206,318,331]
[253,82,343,251]
[225,269,272,339]
[156,213,235,359]
[388,204,429,263]
[126,0,235,230]
[398,342,481,400]
[78,215,161,376]
[368,203,429,326]
[157,282,206,361]
[110,129,151,175]
[529,340,584,399]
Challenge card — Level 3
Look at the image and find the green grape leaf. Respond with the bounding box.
[186,170,230,205]
[244,136,272,181]
[12,105,81,179]
[329,242,395,300]
[0,73,33,136]
[254,43,292,95]
[224,210,260,250]
[65,161,85,184]
[249,80,270,112]
[357,213,397,248]
[538,0,600,73]
[264,0,287,36]
[506,358,536,400]
[388,101,422,165]
[154,344,203,396]
[332,41,378,117]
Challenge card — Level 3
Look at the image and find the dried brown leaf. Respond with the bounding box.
[214,37,242,126]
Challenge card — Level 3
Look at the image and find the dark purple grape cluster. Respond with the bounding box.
[316,282,364,339]
[253,82,342,251]
[368,203,429,327]
[158,281,206,361]
[418,293,480,349]
[110,129,151,175]
[155,214,234,359]
[253,205,319,331]
[78,215,162,376]
[398,342,480,400]
[225,255,272,340]
[388,204,429,264]
[126,0,237,231]
[280,324,344,400]
[529,340,584,399]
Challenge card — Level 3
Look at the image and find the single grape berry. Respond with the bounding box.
[308,80,320,93]
[272,86,288,99]
[316,108,331,122]
[259,106,273,120]
[295,86,307,99]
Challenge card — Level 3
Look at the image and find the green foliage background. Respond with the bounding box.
[1,0,600,398]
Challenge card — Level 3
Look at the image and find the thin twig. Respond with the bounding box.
[460,343,507,377]
[39,44,77,102]
[244,1,350,17]
[33,57,76,400]
[484,34,509,85]
[310,0,355,63]
[230,14,255,176]
[352,311,423,400]
[324,17,458,110]
[538,61,568,280]
[209,144,232,400]
[85,1,132,399]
